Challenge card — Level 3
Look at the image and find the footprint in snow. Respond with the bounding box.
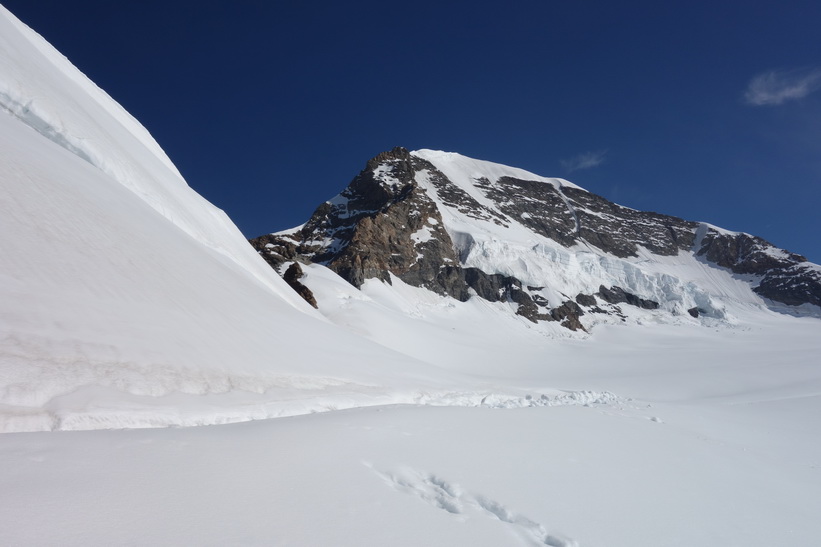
[370,465,578,547]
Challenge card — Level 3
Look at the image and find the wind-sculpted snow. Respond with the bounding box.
[1,346,628,431]
[416,389,621,409]
[0,90,97,166]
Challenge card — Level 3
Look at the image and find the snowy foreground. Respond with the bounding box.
[3,316,820,546]
[1,4,820,546]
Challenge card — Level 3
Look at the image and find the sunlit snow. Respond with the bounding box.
[1,5,820,546]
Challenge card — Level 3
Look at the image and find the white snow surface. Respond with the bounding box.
[3,315,821,546]
[0,5,296,299]
[2,5,821,546]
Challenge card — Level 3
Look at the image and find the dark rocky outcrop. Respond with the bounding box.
[251,147,466,299]
[463,268,520,302]
[753,265,821,307]
[696,230,821,307]
[475,176,699,258]
[563,187,699,258]
[550,301,586,331]
[461,268,552,322]
[282,262,317,309]
[575,293,597,307]
[252,234,300,271]
[597,286,659,310]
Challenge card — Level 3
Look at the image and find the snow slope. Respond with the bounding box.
[1,4,820,545]
[0,5,298,299]
[0,5,462,432]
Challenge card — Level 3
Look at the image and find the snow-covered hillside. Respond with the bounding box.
[0,5,456,432]
[1,4,820,546]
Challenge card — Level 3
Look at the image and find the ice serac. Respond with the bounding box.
[253,147,821,328]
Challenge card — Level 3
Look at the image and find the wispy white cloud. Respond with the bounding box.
[744,67,821,106]
[561,149,607,173]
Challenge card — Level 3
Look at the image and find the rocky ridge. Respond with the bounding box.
[251,148,821,330]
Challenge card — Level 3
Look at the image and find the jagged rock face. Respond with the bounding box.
[474,176,577,247]
[754,264,821,307]
[427,173,509,227]
[327,178,461,294]
[549,301,586,332]
[563,187,700,258]
[696,230,821,307]
[475,176,700,257]
[251,148,465,297]
[597,285,659,310]
[575,293,597,307]
[252,147,821,326]
[697,231,801,273]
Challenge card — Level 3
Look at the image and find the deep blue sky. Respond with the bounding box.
[5,1,821,262]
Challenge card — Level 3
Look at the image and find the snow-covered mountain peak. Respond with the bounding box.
[412,148,582,191]
[255,147,821,331]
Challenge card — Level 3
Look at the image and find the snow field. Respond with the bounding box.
[3,394,819,546]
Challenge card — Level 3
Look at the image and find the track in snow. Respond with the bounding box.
[371,465,579,547]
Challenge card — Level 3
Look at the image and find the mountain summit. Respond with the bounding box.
[253,147,821,330]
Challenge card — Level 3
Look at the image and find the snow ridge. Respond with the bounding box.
[0,6,305,301]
